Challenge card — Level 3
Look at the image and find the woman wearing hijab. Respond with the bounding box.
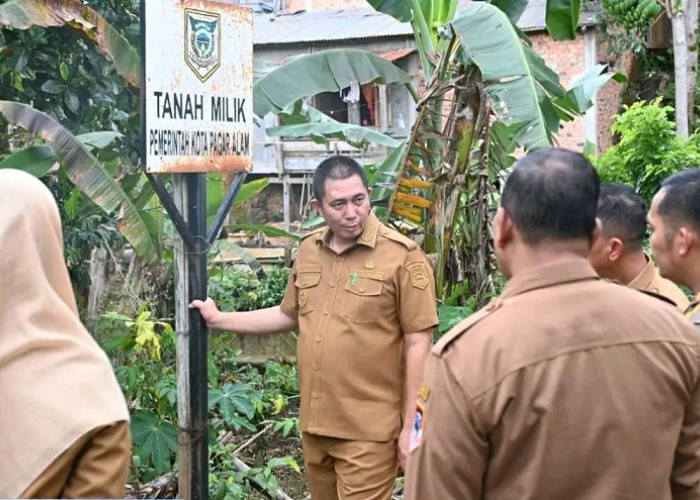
[0,169,131,498]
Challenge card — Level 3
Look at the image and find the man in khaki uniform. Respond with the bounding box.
[405,149,700,500]
[648,169,700,330]
[589,182,689,309]
[191,155,438,500]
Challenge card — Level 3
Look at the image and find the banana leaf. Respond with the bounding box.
[452,3,556,151]
[267,122,401,148]
[0,0,139,87]
[0,144,57,177]
[253,49,412,117]
[489,0,529,23]
[0,101,158,264]
[545,0,581,41]
[0,131,123,176]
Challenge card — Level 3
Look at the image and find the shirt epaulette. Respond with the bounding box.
[432,299,501,356]
[301,226,326,240]
[380,226,418,250]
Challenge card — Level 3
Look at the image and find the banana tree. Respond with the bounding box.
[257,0,617,304]
[0,101,161,264]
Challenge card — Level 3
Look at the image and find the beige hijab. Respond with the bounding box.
[0,169,129,497]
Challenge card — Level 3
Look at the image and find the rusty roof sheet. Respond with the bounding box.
[254,0,598,46]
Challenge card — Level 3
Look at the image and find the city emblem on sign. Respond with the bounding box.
[184,8,221,82]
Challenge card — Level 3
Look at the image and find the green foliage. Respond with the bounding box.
[208,383,259,432]
[208,264,290,314]
[436,305,474,340]
[100,298,302,494]
[602,0,661,32]
[596,98,700,202]
[101,303,178,481]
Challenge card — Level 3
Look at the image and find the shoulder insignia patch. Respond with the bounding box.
[405,261,429,289]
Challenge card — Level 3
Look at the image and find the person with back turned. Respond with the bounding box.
[588,182,689,309]
[404,148,700,500]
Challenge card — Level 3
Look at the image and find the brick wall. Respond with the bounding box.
[530,31,587,152]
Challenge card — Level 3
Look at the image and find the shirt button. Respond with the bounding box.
[312,393,319,399]
[330,282,336,288]
[313,363,319,370]
[315,337,322,343]
[359,287,365,292]
[323,309,329,315]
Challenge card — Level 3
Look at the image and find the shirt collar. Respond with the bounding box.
[501,258,599,299]
[317,211,380,250]
[628,253,656,291]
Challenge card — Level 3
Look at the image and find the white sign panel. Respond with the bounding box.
[143,0,253,173]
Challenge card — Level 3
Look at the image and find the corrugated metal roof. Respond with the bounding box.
[254,8,412,45]
[254,0,598,46]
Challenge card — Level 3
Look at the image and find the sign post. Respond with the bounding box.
[141,1,253,498]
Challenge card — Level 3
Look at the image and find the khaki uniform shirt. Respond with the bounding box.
[629,254,689,310]
[405,259,700,500]
[280,212,438,441]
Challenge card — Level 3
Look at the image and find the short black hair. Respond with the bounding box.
[501,148,599,245]
[312,155,369,201]
[597,183,646,252]
[658,168,700,234]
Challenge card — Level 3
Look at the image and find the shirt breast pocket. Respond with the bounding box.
[295,272,321,315]
[340,274,384,324]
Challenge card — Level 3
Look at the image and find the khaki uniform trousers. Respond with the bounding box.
[21,420,131,499]
[302,432,397,500]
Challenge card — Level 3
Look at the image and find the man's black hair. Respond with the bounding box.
[658,168,700,235]
[501,148,599,245]
[597,182,646,252]
[313,155,369,202]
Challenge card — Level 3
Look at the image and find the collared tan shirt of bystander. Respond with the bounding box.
[629,254,689,310]
[280,212,438,442]
[405,259,700,500]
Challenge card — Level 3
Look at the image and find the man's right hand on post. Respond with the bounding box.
[189,297,222,330]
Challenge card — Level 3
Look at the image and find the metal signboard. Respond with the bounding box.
[143,0,253,173]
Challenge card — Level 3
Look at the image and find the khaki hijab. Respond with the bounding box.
[0,170,129,497]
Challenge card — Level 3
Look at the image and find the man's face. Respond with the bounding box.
[314,175,371,244]
[648,190,682,283]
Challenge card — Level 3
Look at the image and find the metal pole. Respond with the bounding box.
[174,173,209,500]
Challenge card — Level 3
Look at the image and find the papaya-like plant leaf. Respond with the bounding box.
[131,409,178,474]
[0,101,159,264]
